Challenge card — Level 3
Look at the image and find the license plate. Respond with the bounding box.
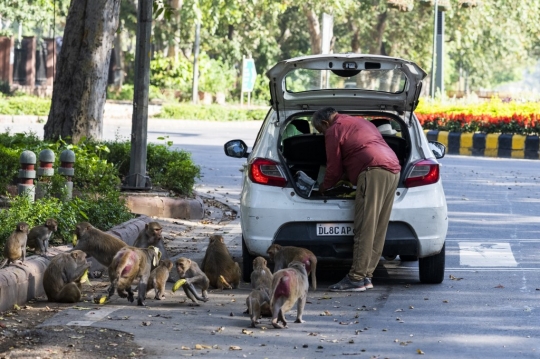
[316,223,354,236]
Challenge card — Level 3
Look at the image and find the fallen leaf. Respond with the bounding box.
[395,309,403,312]
[449,275,463,281]
[417,349,425,354]
[181,346,190,350]
[318,296,332,300]
[229,346,242,351]
[13,304,20,310]
[142,321,151,326]
[443,300,449,303]
[495,284,504,288]
[241,329,253,335]
[339,321,351,325]
[195,344,212,350]
[319,310,332,316]
[72,306,91,310]
[69,335,84,339]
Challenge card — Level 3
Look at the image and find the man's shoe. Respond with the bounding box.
[328,276,366,292]
[364,277,373,289]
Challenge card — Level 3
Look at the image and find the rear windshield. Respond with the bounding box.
[284,68,407,94]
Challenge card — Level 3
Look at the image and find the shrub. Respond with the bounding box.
[0,95,50,116]
[159,103,268,121]
[0,191,134,249]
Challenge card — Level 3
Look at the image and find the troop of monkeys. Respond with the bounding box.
[0,219,318,329]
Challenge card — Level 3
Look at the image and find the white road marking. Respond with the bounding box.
[66,307,120,326]
[458,242,517,267]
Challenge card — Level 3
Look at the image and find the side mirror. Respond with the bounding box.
[429,141,446,159]
[224,139,249,158]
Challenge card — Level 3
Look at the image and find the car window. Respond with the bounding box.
[284,68,407,94]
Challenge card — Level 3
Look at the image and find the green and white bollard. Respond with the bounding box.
[58,150,75,199]
[36,149,55,199]
[18,150,37,202]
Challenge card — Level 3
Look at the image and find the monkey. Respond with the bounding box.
[107,245,161,306]
[246,288,271,328]
[133,222,169,260]
[0,222,30,269]
[72,222,127,268]
[27,218,58,257]
[175,257,210,304]
[267,244,318,290]
[147,259,173,300]
[201,234,241,290]
[43,250,91,303]
[270,261,309,329]
[250,256,273,291]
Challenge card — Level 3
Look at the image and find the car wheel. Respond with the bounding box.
[418,243,445,284]
[399,255,418,261]
[384,255,397,261]
[242,236,255,283]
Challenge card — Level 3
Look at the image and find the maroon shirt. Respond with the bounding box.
[320,114,401,191]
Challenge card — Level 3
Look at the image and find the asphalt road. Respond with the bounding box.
[2,111,539,358]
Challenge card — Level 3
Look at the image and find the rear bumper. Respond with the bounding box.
[241,183,447,259]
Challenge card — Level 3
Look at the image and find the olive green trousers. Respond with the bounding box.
[349,167,400,281]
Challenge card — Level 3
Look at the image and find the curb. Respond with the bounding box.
[0,215,153,312]
[425,130,540,160]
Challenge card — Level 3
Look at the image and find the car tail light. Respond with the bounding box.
[249,158,287,187]
[404,159,440,188]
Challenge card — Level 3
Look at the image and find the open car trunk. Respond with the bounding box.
[280,114,410,199]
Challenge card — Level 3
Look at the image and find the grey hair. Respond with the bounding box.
[311,107,337,130]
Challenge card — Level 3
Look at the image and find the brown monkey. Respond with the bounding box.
[108,245,161,306]
[175,257,210,303]
[43,250,91,303]
[251,256,273,290]
[201,234,241,290]
[147,259,173,300]
[27,218,58,257]
[270,261,309,329]
[267,244,317,290]
[246,288,271,328]
[133,222,169,260]
[0,222,30,268]
[72,222,127,267]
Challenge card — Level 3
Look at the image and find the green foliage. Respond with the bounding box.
[198,54,237,95]
[150,53,193,95]
[159,103,268,121]
[0,191,134,249]
[0,95,51,116]
[146,144,201,195]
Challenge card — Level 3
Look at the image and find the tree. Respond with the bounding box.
[44,0,120,143]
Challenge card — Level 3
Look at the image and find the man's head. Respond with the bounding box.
[311,107,338,134]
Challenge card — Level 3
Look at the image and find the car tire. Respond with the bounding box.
[399,255,418,261]
[242,236,255,283]
[418,243,445,284]
[384,255,397,261]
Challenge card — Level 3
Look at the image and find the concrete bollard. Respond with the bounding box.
[58,149,75,199]
[36,149,55,199]
[18,150,36,201]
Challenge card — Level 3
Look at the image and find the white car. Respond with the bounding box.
[225,54,448,284]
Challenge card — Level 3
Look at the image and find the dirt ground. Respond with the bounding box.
[0,197,237,359]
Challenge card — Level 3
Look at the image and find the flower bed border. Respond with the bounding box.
[425,130,540,160]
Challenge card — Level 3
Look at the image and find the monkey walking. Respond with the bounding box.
[72,222,127,268]
[201,235,241,290]
[267,244,318,290]
[147,259,173,300]
[270,261,309,329]
[108,245,161,306]
[250,256,273,290]
[246,287,271,328]
[0,222,30,268]
[27,218,58,257]
[175,257,210,304]
[43,250,91,303]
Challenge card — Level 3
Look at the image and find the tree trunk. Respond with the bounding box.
[44,0,120,143]
[368,11,388,55]
[302,5,321,55]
